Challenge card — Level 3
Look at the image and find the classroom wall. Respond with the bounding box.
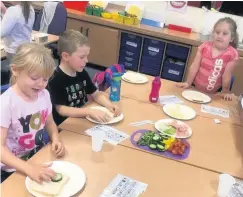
[112,1,243,42]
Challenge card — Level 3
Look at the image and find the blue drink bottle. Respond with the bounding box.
[109,73,123,102]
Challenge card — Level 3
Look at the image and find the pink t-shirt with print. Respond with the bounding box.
[0,88,52,172]
[194,42,239,93]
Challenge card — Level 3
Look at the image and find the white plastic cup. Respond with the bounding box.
[91,130,105,152]
[217,173,236,197]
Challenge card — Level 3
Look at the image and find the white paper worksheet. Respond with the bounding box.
[100,174,148,197]
[201,104,229,118]
[228,180,243,197]
[86,125,129,145]
[158,95,183,105]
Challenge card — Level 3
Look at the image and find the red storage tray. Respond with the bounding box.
[63,1,88,12]
[168,24,192,33]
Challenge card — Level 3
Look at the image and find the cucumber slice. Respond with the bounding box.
[159,133,170,139]
[157,144,165,152]
[163,127,176,135]
[152,134,160,141]
[51,173,63,182]
[149,144,157,150]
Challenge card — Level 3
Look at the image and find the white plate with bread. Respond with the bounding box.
[25,161,86,197]
[182,90,211,104]
[86,106,124,124]
[122,71,148,84]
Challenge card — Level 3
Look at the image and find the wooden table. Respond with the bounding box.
[0,31,59,60]
[109,74,242,126]
[59,97,243,179]
[1,131,220,197]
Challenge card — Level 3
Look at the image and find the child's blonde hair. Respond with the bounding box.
[213,17,239,49]
[10,43,55,85]
[57,29,90,57]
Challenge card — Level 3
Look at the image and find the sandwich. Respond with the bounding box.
[30,173,69,196]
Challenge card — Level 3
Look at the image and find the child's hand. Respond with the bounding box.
[107,104,121,117]
[52,140,65,157]
[88,109,111,123]
[26,163,56,184]
[222,93,234,101]
[176,82,190,89]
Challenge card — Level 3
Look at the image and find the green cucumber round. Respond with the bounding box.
[51,173,63,182]
[149,144,157,150]
[157,144,165,152]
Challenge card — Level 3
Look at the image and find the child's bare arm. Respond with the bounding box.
[222,60,238,93]
[1,126,31,174]
[56,105,90,118]
[45,114,60,142]
[176,51,202,88]
[185,51,202,85]
[91,90,113,109]
[0,126,56,183]
[56,103,111,123]
[219,60,238,101]
[45,114,65,157]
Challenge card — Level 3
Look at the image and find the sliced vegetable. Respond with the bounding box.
[152,134,160,141]
[159,134,170,140]
[163,126,176,135]
[158,124,171,132]
[157,144,165,152]
[149,144,157,150]
[51,173,63,182]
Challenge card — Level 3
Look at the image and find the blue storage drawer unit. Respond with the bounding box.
[120,33,142,54]
[119,49,140,59]
[140,56,161,76]
[140,67,161,76]
[166,43,189,60]
[161,59,185,82]
[119,33,142,71]
[118,54,139,71]
[140,56,162,70]
[142,38,165,60]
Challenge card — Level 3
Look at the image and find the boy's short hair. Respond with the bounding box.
[57,29,90,56]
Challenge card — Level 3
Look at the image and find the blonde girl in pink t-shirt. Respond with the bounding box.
[0,43,65,183]
[177,17,239,101]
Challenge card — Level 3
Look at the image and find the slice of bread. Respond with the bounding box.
[91,106,114,118]
[30,174,69,196]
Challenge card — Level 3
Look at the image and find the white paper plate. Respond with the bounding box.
[182,90,211,104]
[154,119,192,138]
[163,104,196,120]
[122,72,148,84]
[25,161,86,197]
[86,106,124,124]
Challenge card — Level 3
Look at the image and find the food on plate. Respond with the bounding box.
[90,106,115,119]
[51,173,63,182]
[163,126,176,135]
[30,173,69,196]
[137,131,175,152]
[168,105,185,119]
[99,107,114,118]
[158,120,190,137]
[137,130,188,155]
[167,139,188,155]
[124,72,140,80]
